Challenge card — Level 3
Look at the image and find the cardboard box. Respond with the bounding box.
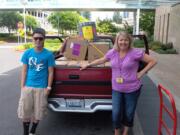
[95,64,105,67]
[55,61,68,66]
[67,61,80,67]
[64,37,88,60]
[56,57,68,61]
[88,42,110,62]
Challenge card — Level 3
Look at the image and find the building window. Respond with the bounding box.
[123,12,129,18]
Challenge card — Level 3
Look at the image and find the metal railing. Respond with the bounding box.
[158,84,177,135]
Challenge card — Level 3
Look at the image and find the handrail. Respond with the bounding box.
[158,84,177,135]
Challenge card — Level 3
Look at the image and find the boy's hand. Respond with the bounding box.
[44,88,51,96]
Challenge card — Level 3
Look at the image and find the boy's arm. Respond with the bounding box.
[21,64,27,89]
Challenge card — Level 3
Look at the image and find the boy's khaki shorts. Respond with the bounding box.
[17,87,48,120]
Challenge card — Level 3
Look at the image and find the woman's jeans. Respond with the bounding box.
[112,89,141,129]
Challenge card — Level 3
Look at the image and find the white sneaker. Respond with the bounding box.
[29,133,35,135]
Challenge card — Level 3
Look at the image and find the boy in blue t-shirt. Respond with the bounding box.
[17,28,55,135]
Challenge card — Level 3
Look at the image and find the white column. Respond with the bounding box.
[43,12,45,28]
[23,7,27,43]
[36,11,38,18]
[136,9,140,35]
[21,0,27,43]
[133,11,136,35]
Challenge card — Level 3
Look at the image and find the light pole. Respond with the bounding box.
[58,15,60,36]
[21,0,28,43]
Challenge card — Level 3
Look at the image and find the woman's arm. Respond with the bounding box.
[80,56,109,70]
[21,64,27,89]
[137,54,157,79]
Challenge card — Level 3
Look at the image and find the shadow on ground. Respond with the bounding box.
[0,67,179,135]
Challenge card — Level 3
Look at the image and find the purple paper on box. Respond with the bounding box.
[72,43,81,56]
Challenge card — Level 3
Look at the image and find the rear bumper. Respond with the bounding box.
[48,98,112,113]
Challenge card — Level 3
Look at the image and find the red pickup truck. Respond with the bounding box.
[48,35,149,113]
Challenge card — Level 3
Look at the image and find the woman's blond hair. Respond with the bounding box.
[113,32,133,51]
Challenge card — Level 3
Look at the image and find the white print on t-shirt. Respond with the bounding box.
[28,57,44,71]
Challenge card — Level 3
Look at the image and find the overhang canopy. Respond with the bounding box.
[0,0,179,11]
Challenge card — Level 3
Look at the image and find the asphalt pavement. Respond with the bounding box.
[0,47,179,135]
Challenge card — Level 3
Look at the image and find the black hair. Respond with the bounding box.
[32,28,46,37]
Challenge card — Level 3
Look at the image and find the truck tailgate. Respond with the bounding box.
[50,66,112,99]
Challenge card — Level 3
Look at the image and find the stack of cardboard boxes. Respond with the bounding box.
[56,37,111,67]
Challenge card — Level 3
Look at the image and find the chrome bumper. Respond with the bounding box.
[48,98,112,113]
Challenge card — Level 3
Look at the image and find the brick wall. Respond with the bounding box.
[154,6,171,43]
[168,4,180,52]
[154,4,180,52]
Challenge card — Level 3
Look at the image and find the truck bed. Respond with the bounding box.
[49,59,112,99]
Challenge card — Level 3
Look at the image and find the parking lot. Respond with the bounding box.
[0,47,179,135]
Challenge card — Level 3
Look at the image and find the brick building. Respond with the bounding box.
[154,3,180,52]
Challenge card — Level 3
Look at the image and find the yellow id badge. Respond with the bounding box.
[116,77,123,84]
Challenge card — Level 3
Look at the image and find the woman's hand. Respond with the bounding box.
[80,64,89,70]
[80,57,108,70]
[137,72,144,79]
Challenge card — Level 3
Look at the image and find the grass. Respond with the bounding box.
[15,39,62,52]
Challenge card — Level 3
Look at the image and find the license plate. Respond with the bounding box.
[66,99,84,108]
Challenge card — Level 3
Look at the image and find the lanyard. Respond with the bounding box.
[116,53,127,84]
[118,53,127,75]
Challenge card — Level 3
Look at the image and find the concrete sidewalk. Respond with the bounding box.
[0,48,22,74]
[148,51,180,110]
[0,43,22,48]
[147,50,180,134]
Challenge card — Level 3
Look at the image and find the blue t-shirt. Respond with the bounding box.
[21,48,55,88]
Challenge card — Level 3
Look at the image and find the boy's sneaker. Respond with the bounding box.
[29,134,35,135]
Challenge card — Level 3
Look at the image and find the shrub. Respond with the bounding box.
[149,41,162,50]
[15,43,34,50]
[155,48,178,54]
[149,41,177,54]
[166,42,173,49]
[44,42,62,52]
[0,34,18,42]
[164,48,178,54]
[147,35,154,43]
[0,33,11,37]
[45,39,61,43]
[161,42,173,50]
[133,39,144,48]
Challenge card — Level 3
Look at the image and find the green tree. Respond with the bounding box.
[140,11,155,36]
[48,11,88,34]
[96,19,118,34]
[113,12,122,24]
[25,15,39,33]
[81,11,91,20]
[0,11,22,34]
[123,21,133,34]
